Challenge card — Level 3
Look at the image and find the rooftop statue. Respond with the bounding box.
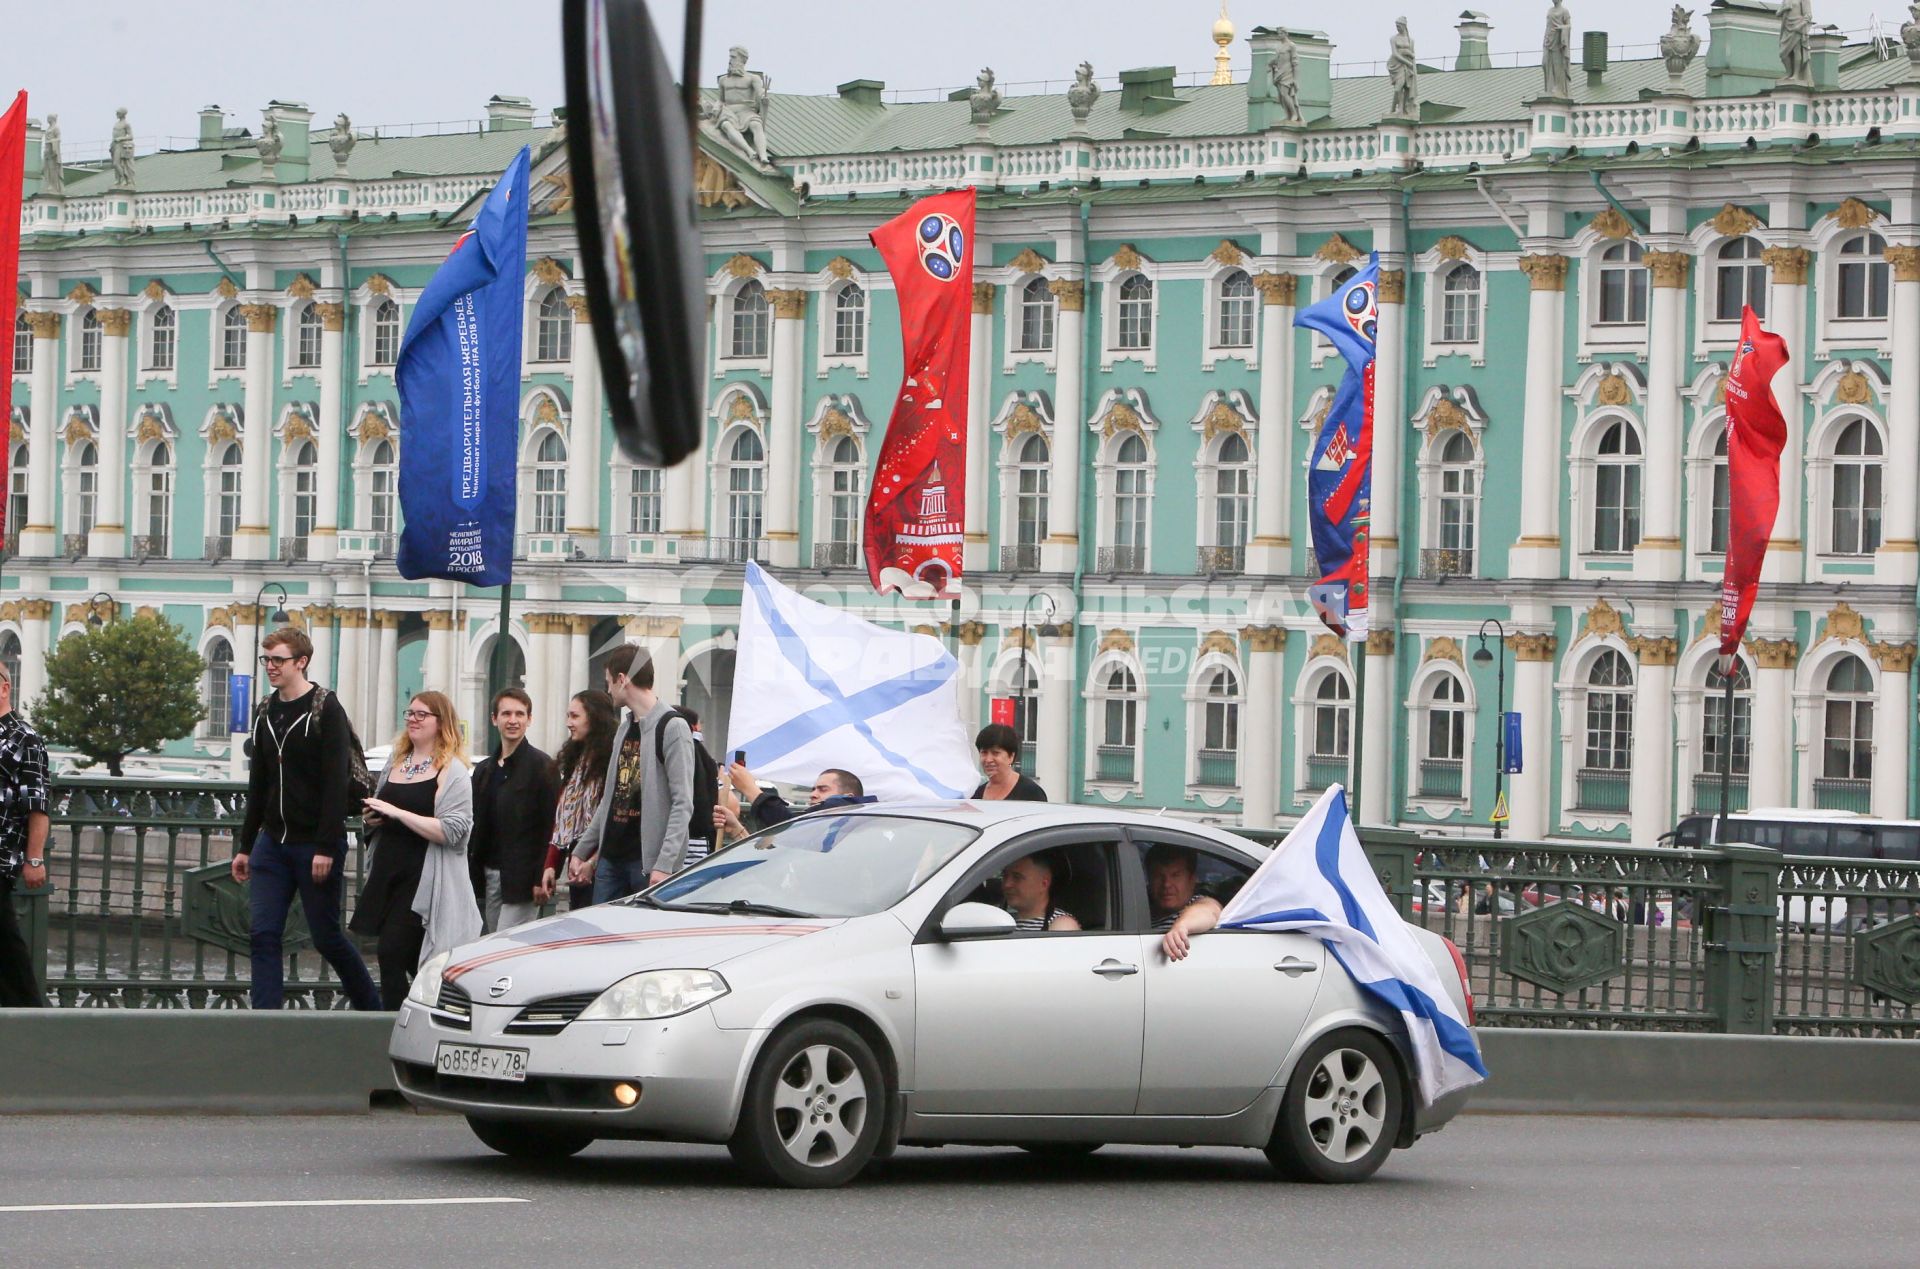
[110,107,135,189]
[1067,61,1101,123]
[1542,0,1572,99]
[1902,3,1920,71]
[707,45,773,169]
[258,115,283,171]
[1388,17,1418,118]
[40,113,62,197]
[1661,6,1700,82]
[329,113,355,166]
[1778,0,1813,88]
[969,68,1001,127]
[1270,28,1303,123]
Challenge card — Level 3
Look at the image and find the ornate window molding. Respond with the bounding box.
[1001,250,1059,374]
[1184,645,1244,806]
[1083,646,1145,798]
[1190,390,1256,575]
[816,268,871,379]
[1094,245,1158,372]
[992,390,1053,572]
[805,393,873,567]
[1291,647,1354,808]
[1404,653,1475,818]
[1089,389,1160,574]
[1417,237,1491,368]
[1411,386,1487,581]
[1555,624,1639,833]
[1200,241,1261,371]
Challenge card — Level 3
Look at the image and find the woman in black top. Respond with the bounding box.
[970,723,1048,802]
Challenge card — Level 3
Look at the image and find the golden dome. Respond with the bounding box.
[1213,5,1235,47]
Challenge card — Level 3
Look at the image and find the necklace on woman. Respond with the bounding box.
[398,754,435,779]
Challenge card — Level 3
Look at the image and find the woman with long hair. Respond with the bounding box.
[537,689,619,910]
[349,691,480,1008]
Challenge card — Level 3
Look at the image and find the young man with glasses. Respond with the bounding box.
[233,627,381,1010]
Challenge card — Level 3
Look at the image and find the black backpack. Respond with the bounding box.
[253,684,374,803]
[654,708,719,860]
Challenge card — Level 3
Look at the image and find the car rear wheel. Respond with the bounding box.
[1015,1142,1104,1158]
[729,1019,885,1188]
[1265,1029,1403,1184]
[465,1116,593,1161]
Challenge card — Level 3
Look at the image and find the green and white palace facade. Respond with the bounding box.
[11,4,1920,840]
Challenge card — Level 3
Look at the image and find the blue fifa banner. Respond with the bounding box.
[1503,711,1523,774]
[229,673,252,733]
[395,146,531,587]
[1294,252,1380,640]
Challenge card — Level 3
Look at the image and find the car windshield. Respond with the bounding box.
[645,814,980,918]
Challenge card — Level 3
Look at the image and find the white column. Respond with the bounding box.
[1369,272,1406,579]
[336,612,368,734]
[312,302,345,562]
[1750,638,1796,806]
[425,609,454,696]
[17,600,52,706]
[1036,627,1074,802]
[667,300,713,545]
[89,308,131,558]
[1358,636,1394,826]
[21,313,61,556]
[765,288,807,567]
[1510,255,1570,579]
[1247,276,1295,576]
[1872,646,1912,819]
[1635,264,1686,580]
[567,613,591,709]
[1628,641,1677,847]
[1878,247,1920,580]
[518,613,549,751]
[374,612,400,741]
[965,284,993,574]
[305,607,336,697]
[1042,279,1085,574]
[235,303,278,562]
[1508,634,1558,840]
[564,300,603,544]
[1240,627,1284,828]
[1764,250,1808,582]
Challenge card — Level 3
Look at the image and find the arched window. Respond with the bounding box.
[7,444,27,546]
[1017,276,1054,352]
[1819,655,1874,806]
[627,466,663,534]
[730,280,770,359]
[1216,270,1254,349]
[530,430,567,534]
[11,313,30,373]
[1582,649,1634,776]
[214,441,243,541]
[1701,659,1751,810]
[203,638,234,737]
[293,304,322,368]
[288,439,318,548]
[1420,673,1467,798]
[0,632,19,697]
[535,287,573,362]
[219,306,247,370]
[1597,241,1648,324]
[1309,672,1351,789]
[823,435,864,564]
[368,439,397,537]
[71,440,97,535]
[142,441,173,556]
[832,284,865,357]
[1829,417,1883,555]
[1196,665,1240,787]
[1439,264,1481,343]
[1708,426,1731,553]
[1116,274,1153,350]
[1209,431,1251,569]
[1097,663,1139,781]
[1111,432,1150,572]
[724,428,766,558]
[1010,657,1040,764]
[1330,264,1358,292]
[1436,429,1477,574]
[79,309,103,372]
[149,305,177,371]
[1592,420,1642,554]
[1714,237,1766,322]
[1008,432,1049,570]
[370,298,402,366]
[1835,232,1889,321]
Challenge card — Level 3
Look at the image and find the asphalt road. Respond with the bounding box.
[1,1111,1914,1267]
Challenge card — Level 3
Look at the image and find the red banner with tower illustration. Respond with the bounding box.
[864,188,974,600]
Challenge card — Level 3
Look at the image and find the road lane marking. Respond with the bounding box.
[0,1197,529,1214]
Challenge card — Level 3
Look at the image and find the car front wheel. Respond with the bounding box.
[465,1116,593,1161]
[729,1019,885,1188]
[1265,1029,1404,1184]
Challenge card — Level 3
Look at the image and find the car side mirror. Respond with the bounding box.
[938,902,1017,939]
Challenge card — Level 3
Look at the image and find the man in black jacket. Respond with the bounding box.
[234,627,381,1011]
[722,763,877,837]
[468,687,561,932]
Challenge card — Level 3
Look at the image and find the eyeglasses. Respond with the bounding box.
[260,654,296,666]
[403,709,434,721]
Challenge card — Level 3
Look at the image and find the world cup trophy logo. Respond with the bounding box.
[1342,277,1378,346]
[916,212,966,282]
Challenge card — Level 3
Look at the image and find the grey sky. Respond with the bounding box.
[5,0,1902,152]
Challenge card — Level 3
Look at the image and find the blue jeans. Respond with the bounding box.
[592,855,653,905]
[248,834,381,1011]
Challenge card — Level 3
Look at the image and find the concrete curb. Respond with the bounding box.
[3,1011,1916,1119]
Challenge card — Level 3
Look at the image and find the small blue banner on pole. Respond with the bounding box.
[1502,711,1523,774]
[230,673,252,732]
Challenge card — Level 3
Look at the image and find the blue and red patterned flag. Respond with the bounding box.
[1295,252,1380,639]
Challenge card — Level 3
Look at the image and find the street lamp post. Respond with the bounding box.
[1473,619,1508,840]
[83,591,117,629]
[241,582,293,747]
[1019,591,1058,775]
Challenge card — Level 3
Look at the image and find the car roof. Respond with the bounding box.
[823,800,1267,851]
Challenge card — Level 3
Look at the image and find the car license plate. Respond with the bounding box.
[435,1042,529,1083]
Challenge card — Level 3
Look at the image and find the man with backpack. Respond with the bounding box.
[574,644,697,903]
[233,626,382,1011]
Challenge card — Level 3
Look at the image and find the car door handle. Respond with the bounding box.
[1273,958,1318,976]
[1091,960,1139,977]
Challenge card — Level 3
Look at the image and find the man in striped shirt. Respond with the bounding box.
[1001,854,1081,932]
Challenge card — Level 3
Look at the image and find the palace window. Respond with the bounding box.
[1597,241,1648,325]
[832,283,866,357]
[291,304,322,369]
[1115,274,1153,350]
[535,287,573,363]
[11,313,30,373]
[1435,429,1477,573]
[1591,419,1643,554]
[1420,673,1468,799]
[149,305,177,371]
[78,309,103,372]
[142,442,173,555]
[530,430,567,534]
[1829,417,1883,556]
[1198,665,1240,755]
[627,466,663,534]
[288,440,318,540]
[1215,269,1254,349]
[1834,233,1889,321]
[1821,655,1874,786]
[203,638,235,738]
[1111,432,1150,569]
[370,299,402,366]
[367,439,397,536]
[215,442,243,538]
[1707,427,1730,553]
[219,306,246,370]
[1309,672,1352,782]
[8,446,26,544]
[1096,662,1140,780]
[1438,264,1481,344]
[730,281,770,359]
[1207,431,1251,566]
[724,428,766,549]
[822,435,863,560]
[1713,237,1767,322]
[70,439,98,535]
[1701,659,1752,792]
[1010,432,1049,564]
[1582,650,1634,774]
[1017,276,1054,352]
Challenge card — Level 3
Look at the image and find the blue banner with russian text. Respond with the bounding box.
[395,146,530,587]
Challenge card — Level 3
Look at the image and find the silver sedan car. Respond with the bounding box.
[387,803,1474,1187]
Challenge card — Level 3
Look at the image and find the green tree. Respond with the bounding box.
[32,614,207,776]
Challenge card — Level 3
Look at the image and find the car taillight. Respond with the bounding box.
[1442,936,1474,1027]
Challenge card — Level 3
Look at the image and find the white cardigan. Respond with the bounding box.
[377,758,482,966]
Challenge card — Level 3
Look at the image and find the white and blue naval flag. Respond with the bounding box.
[726,563,978,803]
[1219,786,1487,1106]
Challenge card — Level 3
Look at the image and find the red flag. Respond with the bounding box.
[0,92,26,551]
[864,189,974,600]
[1718,306,1790,658]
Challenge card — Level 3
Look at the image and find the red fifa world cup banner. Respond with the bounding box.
[0,92,27,551]
[864,188,974,599]
[1718,306,1790,658]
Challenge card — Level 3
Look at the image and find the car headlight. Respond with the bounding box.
[407,950,452,1008]
[578,969,729,1021]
